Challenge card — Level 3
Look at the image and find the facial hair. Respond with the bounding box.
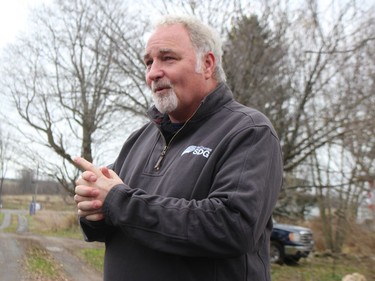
[151,81,178,114]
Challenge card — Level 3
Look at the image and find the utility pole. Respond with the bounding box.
[30,165,40,215]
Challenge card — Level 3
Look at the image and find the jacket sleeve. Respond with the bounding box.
[101,125,283,258]
[79,217,116,242]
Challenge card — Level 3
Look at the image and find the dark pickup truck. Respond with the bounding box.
[270,221,314,264]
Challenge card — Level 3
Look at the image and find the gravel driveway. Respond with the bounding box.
[0,209,103,281]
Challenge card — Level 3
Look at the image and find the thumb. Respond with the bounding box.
[100,166,111,178]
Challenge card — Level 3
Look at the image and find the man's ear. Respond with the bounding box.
[202,52,216,79]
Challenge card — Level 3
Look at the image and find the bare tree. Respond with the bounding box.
[155,0,247,33]
[219,1,375,252]
[0,0,151,194]
[0,127,12,208]
[0,1,374,253]
[284,1,375,252]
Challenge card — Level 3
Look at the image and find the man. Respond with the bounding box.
[74,15,283,281]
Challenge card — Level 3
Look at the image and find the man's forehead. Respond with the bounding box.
[144,25,192,51]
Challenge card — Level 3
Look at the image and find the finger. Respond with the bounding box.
[100,166,111,178]
[77,207,103,219]
[85,213,105,221]
[74,194,95,203]
[76,175,98,186]
[107,169,120,179]
[77,200,103,212]
[78,209,102,218]
[75,177,88,186]
[74,156,102,176]
[101,168,123,184]
[75,185,99,197]
[81,171,98,182]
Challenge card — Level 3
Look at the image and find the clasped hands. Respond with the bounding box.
[74,157,123,221]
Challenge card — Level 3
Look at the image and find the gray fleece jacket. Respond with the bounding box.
[80,83,283,281]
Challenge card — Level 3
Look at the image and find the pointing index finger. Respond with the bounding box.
[74,156,102,176]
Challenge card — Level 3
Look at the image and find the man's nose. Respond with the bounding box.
[147,61,164,81]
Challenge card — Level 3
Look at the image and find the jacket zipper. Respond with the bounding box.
[154,145,168,170]
[153,106,201,171]
[153,127,182,170]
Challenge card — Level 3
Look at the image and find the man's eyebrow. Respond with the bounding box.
[143,48,177,61]
[143,53,150,62]
[159,48,175,54]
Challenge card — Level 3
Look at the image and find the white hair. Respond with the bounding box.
[153,15,226,82]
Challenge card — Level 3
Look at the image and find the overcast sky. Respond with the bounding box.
[0,0,52,51]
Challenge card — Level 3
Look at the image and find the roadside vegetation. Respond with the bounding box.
[3,213,19,233]
[1,195,374,280]
[1,194,76,211]
[1,195,105,278]
[28,210,82,239]
[22,239,67,281]
[79,248,105,272]
[271,256,374,281]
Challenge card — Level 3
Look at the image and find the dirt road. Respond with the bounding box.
[0,209,103,281]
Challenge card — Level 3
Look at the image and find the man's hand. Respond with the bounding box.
[74,157,123,221]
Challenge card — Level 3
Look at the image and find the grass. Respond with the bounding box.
[3,213,18,233]
[79,248,105,272]
[78,248,374,280]
[1,194,76,211]
[1,194,81,238]
[22,239,66,281]
[2,195,375,280]
[1,195,105,278]
[271,255,373,281]
[28,210,82,239]
[0,212,4,224]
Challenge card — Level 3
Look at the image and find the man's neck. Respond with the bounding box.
[169,81,219,123]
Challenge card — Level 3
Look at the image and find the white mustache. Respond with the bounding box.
[151,81,173,93]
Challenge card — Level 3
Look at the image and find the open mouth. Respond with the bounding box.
[154,87,170,94]
[152,82,172,94]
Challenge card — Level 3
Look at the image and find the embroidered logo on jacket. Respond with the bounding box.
[181,145,212,158]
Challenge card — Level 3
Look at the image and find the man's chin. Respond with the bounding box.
[155,106,176,114]
[153,92,178,114]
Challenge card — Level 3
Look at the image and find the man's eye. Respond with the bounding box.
[163,56,175,61]
[145,60,153,66]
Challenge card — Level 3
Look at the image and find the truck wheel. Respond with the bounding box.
[270,242,284,265]
[286,256,300,265]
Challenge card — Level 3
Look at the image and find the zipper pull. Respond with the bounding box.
[154,145,168,170]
